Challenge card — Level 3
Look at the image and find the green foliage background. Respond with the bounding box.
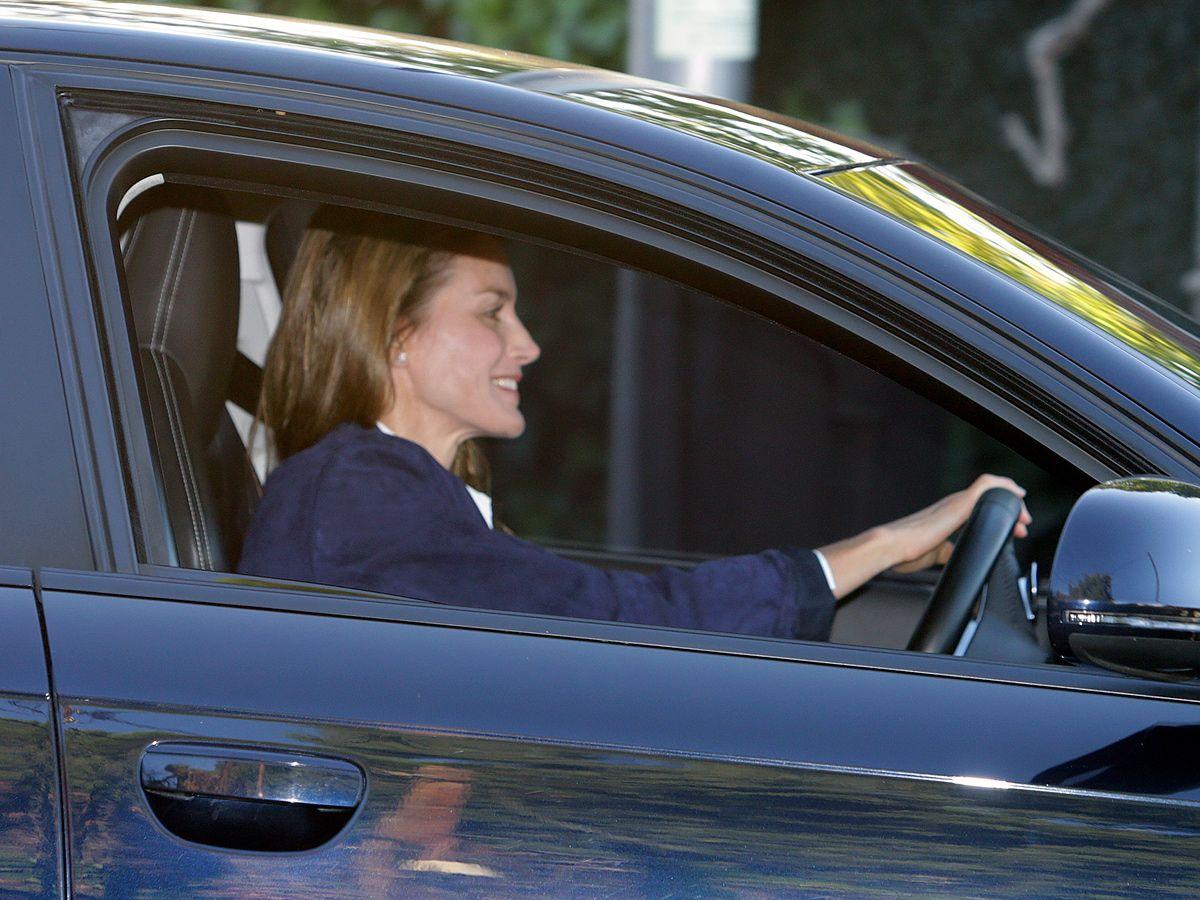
[156,0,627,69]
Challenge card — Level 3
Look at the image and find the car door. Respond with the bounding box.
[35,566,1200,895]
[0,60,103,899]
[17,61,1200,895]
[0,568,61,898]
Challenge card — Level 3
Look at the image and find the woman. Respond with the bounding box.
[239,212,1031,641]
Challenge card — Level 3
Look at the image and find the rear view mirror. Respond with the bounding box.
[1049,478,1200,681]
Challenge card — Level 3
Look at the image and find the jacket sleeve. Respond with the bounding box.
[309,442,835,641]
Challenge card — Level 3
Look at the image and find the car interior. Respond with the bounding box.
[112,179,1084,662]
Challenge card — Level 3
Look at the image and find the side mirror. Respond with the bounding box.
[1049,477,1200,681]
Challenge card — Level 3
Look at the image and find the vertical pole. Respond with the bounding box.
[606,266,643,550]
[608,0,758,550]
[607,0,658,551]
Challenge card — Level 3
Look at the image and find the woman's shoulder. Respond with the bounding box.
[276,422,466,518]
[283,424,483,548]
[269,422,442,484]
[257,424,434,514]
[241,423,463,577]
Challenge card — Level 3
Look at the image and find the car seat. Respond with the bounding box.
[122,186,260,570]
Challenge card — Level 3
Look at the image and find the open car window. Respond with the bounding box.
[500,239,1079,569]
[106,178,1082,657]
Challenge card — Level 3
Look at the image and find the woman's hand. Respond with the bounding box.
[886,474,1031,573]
[817,474,1032,599]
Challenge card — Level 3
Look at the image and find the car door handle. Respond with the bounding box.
[140,742,364,852]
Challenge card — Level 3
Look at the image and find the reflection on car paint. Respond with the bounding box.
[558,87,875,172]
[1033,723,1200,795]
[0,699,60,896]
[821,163,1200,390]
[63,704,1200,896]
[1051,478,1200,609]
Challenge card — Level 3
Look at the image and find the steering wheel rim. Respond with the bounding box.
[906,487,1024,654]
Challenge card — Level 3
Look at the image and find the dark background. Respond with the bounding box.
[758,1,1198,311]
[155,0,1198,562]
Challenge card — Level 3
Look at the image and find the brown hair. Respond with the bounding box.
[258,211,494,491]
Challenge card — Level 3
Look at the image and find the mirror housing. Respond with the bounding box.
[1049,477,1200,680]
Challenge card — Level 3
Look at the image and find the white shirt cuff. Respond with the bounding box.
[812,549,837,593]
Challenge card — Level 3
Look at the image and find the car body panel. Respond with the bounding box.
[0,567,63,897]
[0,567,47,695]
[0,64,93,572]
[0,697,60,897]
[57,705,1200,895]
[0,0,886,175]
[41,577,1200,893]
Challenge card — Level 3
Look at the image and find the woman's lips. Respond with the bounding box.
[491,376,519,393]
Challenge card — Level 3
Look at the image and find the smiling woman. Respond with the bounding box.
[238,209,840,638]
[378,232,540,469]
[257,213,507,484]
[236,205,1029,639]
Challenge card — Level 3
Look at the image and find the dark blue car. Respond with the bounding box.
[5,1,1200,895]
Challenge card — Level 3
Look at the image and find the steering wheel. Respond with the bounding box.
[906,487,1024,653]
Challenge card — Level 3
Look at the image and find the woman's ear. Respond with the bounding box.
[389,325,412,368]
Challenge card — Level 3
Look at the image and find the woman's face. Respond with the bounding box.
[391,242,540,455]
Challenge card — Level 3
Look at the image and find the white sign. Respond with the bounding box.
[654,0,759,62]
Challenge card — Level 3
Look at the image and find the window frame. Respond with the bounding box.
[60,92,1142,547]
[25,66,1200,696]
[84,128,1105,563]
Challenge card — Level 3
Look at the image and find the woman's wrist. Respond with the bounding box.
[867,523,910,570]
[816,526,904,600]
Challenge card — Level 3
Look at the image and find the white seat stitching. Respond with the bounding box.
[152,213,188,346]
[123,216,146,262]
[159,211,194,349]
[166,213,213,569]
[152,349,205,568]
[152,210,214,570]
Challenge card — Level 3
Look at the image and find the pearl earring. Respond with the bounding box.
[394,350,407,365]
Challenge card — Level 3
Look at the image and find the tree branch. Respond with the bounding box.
[1001,0,1112,187]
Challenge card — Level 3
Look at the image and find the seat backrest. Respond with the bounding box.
[265,199,318,293]
[123,189,260,570]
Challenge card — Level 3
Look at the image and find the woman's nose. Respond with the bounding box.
[510,319,540,365]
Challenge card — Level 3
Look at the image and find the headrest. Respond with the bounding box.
[122,187,240,445]
[265,200,318,295]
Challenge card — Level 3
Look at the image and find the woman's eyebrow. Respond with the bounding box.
[478,287,514,301]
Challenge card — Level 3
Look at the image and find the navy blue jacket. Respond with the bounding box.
[239,423,836,640]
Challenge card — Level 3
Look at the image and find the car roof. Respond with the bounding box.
[0,0,889,174]
[4,0,1200,410]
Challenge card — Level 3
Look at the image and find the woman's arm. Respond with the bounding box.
[817,474,1032,600]
[293,434,835,641]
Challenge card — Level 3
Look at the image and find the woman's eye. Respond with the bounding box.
[486,305,503,320]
